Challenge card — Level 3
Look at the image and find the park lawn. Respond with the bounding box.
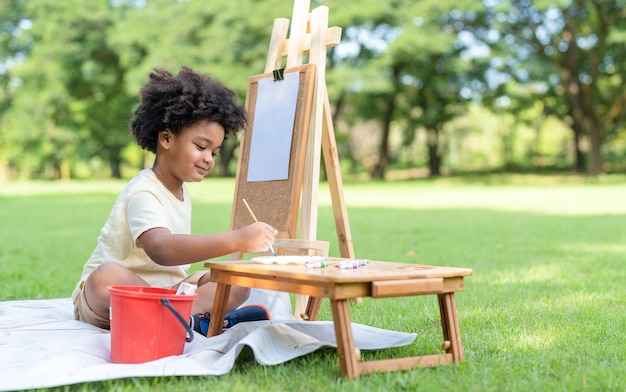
[1,174,625,391]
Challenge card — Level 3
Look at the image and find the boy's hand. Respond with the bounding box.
[237,222,278,253]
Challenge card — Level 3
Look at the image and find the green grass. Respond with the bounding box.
[1,174,625,391]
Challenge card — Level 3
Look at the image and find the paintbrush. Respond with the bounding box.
[242,198,277,257]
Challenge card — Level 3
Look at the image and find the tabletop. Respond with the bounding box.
[205,258,473,284]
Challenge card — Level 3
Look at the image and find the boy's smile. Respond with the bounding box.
[153,120,225,198]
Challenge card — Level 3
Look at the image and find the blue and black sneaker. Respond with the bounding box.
[190,304,271,336]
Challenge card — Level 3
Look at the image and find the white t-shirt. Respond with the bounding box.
[71,169,192,301]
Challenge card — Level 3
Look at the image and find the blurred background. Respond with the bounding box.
[1,0,624,182]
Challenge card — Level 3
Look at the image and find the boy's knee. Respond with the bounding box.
[231,286,251,304]
[88,262,143,290]
[94,261,124,275]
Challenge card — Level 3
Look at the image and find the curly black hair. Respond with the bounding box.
[130,66,247,153]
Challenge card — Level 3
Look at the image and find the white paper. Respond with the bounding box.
[175,282,197,295]
[247,72,300,182]
[0,296,416,390]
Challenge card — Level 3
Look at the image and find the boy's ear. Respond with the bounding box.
[158,130,172,148]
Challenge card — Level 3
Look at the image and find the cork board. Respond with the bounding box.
[231,64,317,238]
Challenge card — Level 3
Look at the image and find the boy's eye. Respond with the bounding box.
[194,143,206,151]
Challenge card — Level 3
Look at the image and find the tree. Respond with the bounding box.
[327,0,486,178]
[108,0,293,176]
[486,0,626,175]
[389,1,485,177]
[4,0,133,179]
[0,0,28,180]
[324,2,401,178]
[2,0,292,179]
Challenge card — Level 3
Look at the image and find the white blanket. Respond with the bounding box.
[0,289,416,391]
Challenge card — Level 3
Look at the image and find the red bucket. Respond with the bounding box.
[107,285,198,363]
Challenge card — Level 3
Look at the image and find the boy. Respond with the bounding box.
[72,66,277,335]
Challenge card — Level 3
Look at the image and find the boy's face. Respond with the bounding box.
[165,120,225,182]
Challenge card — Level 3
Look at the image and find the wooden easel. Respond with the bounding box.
[263,0,353,255]
[260,0,356,315]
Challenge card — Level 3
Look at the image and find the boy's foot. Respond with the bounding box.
[190,304,271,336]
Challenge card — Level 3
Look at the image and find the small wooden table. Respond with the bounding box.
[205,258,472,379]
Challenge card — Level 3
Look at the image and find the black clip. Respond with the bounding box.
[273,68,285,81]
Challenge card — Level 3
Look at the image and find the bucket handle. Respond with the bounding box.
[160,298,195,343]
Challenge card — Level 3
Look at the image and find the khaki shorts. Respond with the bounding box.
[73,270,208,330]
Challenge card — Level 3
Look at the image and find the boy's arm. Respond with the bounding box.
[138,222,277,266]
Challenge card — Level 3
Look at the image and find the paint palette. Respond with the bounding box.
[251,255,326,265]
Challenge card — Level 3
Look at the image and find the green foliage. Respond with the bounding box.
[0,1,625,180]
[479,0,626,174]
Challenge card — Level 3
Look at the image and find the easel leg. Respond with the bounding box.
[330,299,360,379]
[304,296,322,321]
[321,89,361,305]
[321,92,354,260]
[208,281,231,337]
[295,295,308,320]
[438,293,464,362]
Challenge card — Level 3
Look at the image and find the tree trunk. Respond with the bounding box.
[217,140,236,177]
[427,128,441,177]
[566,86,603,175]
[566,106,586,173]
[371,65,402,180]
[586,121,603,175]
[371,96,394,180]
[558,5,603,175]
[109,149,122,179]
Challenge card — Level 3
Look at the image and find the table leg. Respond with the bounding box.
[207,282,231,337]
[330,299,360,379]
[438,293,464,362]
